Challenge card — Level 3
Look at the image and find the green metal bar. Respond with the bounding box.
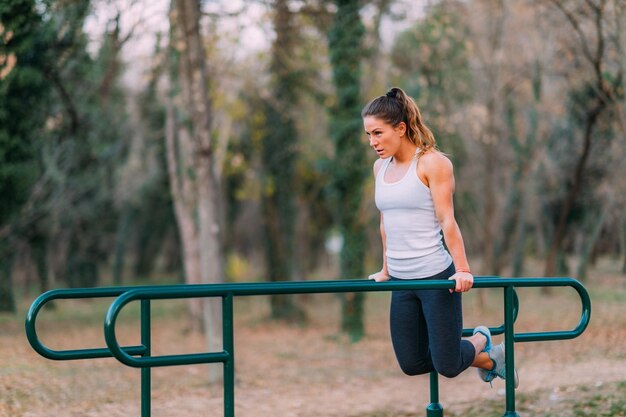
[223,294,235,417]
[104,295,230,368]
[26,277,592,417]
[141,300,151,417]
[513,278,591,342]
[25,287,154,361]
[102,278,589,370]
[426,371,443,417]
[101,277,589,417]
[25,278,573,363]
[503,285,519,417]
[100,277,584,300]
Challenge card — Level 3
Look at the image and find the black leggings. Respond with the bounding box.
[389,263,476,378]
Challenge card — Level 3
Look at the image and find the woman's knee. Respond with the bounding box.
[435,363,463,379]
[399,361,431,376]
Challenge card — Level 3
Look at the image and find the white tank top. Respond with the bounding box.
[375,155,452,279]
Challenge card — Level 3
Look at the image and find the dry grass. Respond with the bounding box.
[1,263,625,416]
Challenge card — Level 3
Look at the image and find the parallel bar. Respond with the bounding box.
[103,277,589,371]
[223,294,235,417]
[26,277,592,417]
[25,285,178,361]
[141,300,151,417]
[102,278,590,369]
[103,291,230,368]
[99,277,586,299]
[513,279,591,343]
[26,278,580,363]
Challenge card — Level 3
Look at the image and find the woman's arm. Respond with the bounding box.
[421,152,473,292]
[370,159,390,281]
[369,212,390,281]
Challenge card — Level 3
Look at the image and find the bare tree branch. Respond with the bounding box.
[594,0,605,80]
[549,0,596,65]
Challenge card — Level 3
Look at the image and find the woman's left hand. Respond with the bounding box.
[448,271,474,293]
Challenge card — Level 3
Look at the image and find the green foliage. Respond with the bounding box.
[328,0,367,341]
[131,51,180,281]
[328,0,367,231]
[0,0,135,290]
[391,5,473,101]
[0,0,50,223]
[42,3,127,287]
[390,3,472,161]
[258,0,308,321]
[540,77,617,239]
[0,0,55,310]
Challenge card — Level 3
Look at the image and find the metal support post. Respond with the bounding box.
[503,286,519,417]
[426,371,444,416]
[141,300,151,417]
[223,294,235,417]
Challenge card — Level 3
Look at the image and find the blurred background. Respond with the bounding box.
[2,0,625,326]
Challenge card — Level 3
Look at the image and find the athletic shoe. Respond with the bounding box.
[480,342,520,388]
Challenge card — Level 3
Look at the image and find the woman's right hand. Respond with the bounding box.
[368,269,390,282]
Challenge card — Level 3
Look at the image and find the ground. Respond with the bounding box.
[1,262,625,416]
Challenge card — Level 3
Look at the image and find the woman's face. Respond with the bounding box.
[363,116,406,159]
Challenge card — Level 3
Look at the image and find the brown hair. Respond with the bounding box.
[361,87,436,152]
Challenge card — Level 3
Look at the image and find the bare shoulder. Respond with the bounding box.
[373,158,385,177]
[420,150,454,176]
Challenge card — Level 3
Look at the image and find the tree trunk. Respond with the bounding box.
[0,251,16,313]
[481,0,507,277]
[544,110,600,277]
[113,205,135,286]
[577,201,609,281]
[510,200,528,277]
[168,0,225,383]
[482,132,496,274]
[197,149,224,365]
[98,13,122,106]
[544,0,614,278]
[260,0,305,322]
[328,0,367,342]
[31,234,49,293]
[622,216,626,274]
[165,97,204,329]
[362,0,393,98]
[493,62,541,276]
[46,226,70,288]
[512,63,542,277]
[613,0,626,275]
[493,146,526,276]
[477,103,497,309]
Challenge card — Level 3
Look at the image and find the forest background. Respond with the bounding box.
[2,0,625,328]
[1,0,626,415]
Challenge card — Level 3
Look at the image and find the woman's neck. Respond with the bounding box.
[392,143,419,164]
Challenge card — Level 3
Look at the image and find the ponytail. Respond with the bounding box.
[361,87,436,152]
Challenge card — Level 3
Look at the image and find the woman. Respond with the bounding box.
[363,87,518,386]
